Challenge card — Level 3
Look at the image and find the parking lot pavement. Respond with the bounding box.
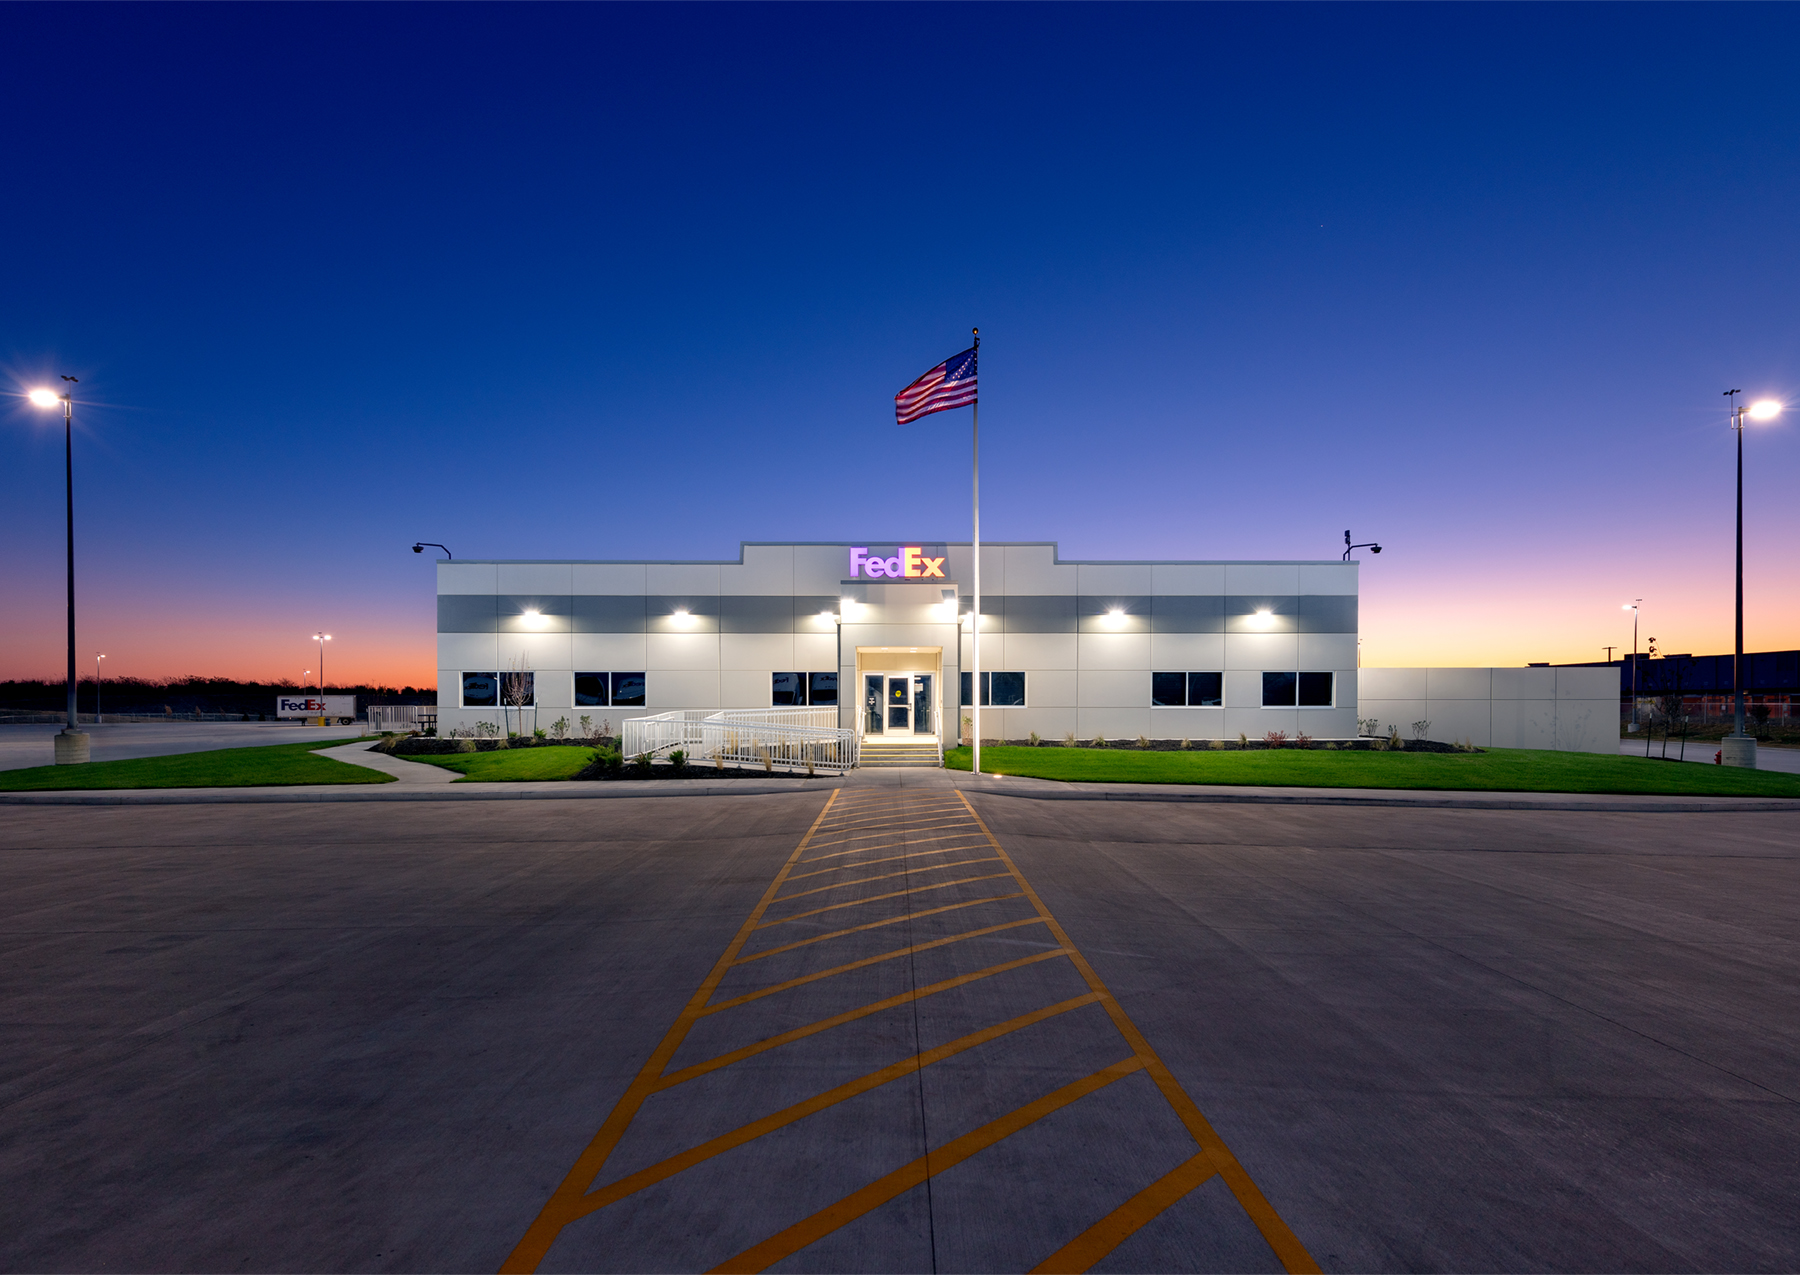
[0,721,367,771]
[1,781,1795,1271]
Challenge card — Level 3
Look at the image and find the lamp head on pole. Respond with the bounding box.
[1747,399,1782,422]
[28,388,60,408]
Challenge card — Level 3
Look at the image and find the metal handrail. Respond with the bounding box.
[623,707,858,773]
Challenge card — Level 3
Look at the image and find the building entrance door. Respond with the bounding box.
[912,674,934,736]
[886,676,911,732]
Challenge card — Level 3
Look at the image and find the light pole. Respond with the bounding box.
[1342,530,1383,561]
[95,653,105,725]
[28,379,87,764]
[1722,392,1782,767]
[311,633,332,701]
[1622,600,1640,730]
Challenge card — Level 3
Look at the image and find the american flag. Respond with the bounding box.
[895,345,977,424]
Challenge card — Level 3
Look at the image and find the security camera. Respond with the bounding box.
[1370,545,1382,554]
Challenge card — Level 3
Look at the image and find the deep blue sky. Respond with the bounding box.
[4,3,1797,683]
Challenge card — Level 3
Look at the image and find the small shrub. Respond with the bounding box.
[1264,730,1288,748]
[1237,732,1249,750]
[1179,737,1192,750]
[551,716,570,740]
[579,714,593,738]
[1090,734,1107,749]
[532,727,548,741]
[668,748,687,771]
[1359,717,1380,738]
[631,751,654,776]
[1208,738,1225,750]
[507,731,520,741]
[1388,725,1403,750]
[1369,735,1387,751]
[1137,734,1151,750]
[1063,731,1076,747]
[455,738,476,753]
[1028,731,1041,747]
[756,743,772,772]
[1294,731,1312,749]
[1412,719,1431,742]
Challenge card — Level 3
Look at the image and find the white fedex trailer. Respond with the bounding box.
[276,694,358,725]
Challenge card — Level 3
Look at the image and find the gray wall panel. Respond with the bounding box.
[1151,596,1224,633]
[1005,595,1076,633]
[573,596,647,633]
[1077,595,1152,634]
[1225,595,1299,634]
[499,594,573,633]
[1299,594,1358,634]
[646,595,720,634]
[438,595,498,633]
[722,595,795,633]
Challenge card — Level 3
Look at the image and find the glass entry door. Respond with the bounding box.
[865,675,884,735]
[886,676,911,731]
[912,674,934,735]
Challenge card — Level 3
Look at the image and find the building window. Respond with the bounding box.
[461,672,498,707]
[960,671,1026,706]
[574,671,646,707]
[1263,671,1334,707]
[610,672,646,707]
[499,670,535,708]
[1152,671,1224,706]
[772,672,840,706]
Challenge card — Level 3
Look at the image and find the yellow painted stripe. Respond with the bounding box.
[801,818,978,853]
[773,856,1003,902]
[755,872,1016,929]
[564,994,1105,1225]
[499,790,842,1275]
[732,892,1026,965]
[797,834,993,866]
[710,1057,1146,1274]
[954,792,1322,1275]
[702,916,1054,1015]
[656,949,1071,1091]
[1029,1152,1217,1273]
[785,843,985,881]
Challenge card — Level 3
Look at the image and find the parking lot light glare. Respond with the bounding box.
[1748,399,1781,421]
[28,388,60,408]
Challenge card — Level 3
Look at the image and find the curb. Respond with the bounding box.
[0,779,846,806]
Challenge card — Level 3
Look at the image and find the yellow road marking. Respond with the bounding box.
[498,790,843,1275]
[702,917,1054,1015]
[953,791,1321,1275]
[1029,1152,1217,1273]
[733,892,1026,964]
[656,949,1071,1091]
[785,843,986,880]
[754,871,1016,928]
[774,856,1004,901]
[802,818,979,852]
[709,1058,1148,1274]
[563,994,1105,1226]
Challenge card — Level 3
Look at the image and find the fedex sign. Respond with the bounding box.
[850,546,946,579]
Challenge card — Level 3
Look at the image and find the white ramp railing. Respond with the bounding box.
[623,707,858,773]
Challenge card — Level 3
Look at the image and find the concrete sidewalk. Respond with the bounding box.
[311,740,459,785]
[1618,737,1800,773]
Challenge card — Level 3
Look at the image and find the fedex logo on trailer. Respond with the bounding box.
[278,697,327,714]
[850,547,946,579]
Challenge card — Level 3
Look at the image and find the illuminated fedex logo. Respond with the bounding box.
[850,546,946,579]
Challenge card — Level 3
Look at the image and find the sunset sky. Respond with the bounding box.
[3,4,1796,690]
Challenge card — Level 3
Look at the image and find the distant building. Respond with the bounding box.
[1551,650,1799,720]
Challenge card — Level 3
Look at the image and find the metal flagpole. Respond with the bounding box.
[970,329,981,777]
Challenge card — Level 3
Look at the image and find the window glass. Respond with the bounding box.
[772,672,806,706]
[610,672,646,707]
[961,671,974,706]
[1151,672,1186,706]
[461,672,498,707]
[808,672,838,705]
[499,670,535,707]
[1188,671,1223,706]
[1298,671,1334,707]
[1261,671,1297,707]
[574,673,609,707]
[990,672,1025,706]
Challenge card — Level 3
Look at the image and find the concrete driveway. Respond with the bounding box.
[0,774,1794,1271]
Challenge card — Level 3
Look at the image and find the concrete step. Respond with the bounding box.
[858,739,942,768]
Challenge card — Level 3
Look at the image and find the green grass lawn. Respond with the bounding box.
[399,746,598,781]
[0,739,394,791]
[944,745,1800,798]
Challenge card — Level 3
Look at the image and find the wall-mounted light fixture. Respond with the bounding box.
[672,608,693,626]
[522,609,546,629]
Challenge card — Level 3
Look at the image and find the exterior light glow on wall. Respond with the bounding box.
[522,609,545,628]
[672,608,692,626]
[1104,608,1126,628]
[1250,609,1276,629]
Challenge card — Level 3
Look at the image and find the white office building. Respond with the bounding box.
[435,542,1360,750]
